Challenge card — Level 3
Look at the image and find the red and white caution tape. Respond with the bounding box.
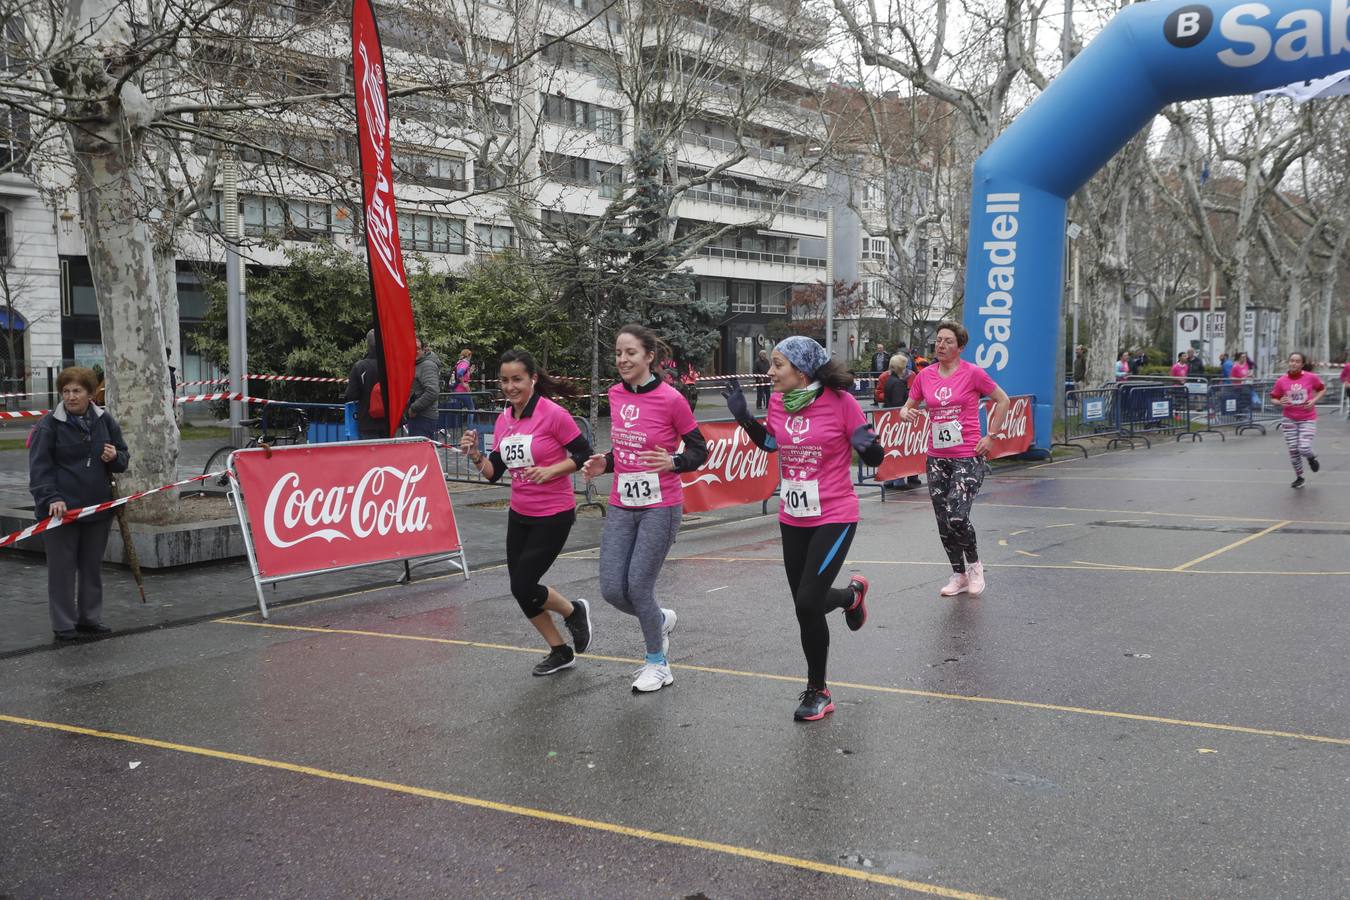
[9,394,273,418]
[0,409,46,420]
[178,374,347,389]
[0,470,226,549]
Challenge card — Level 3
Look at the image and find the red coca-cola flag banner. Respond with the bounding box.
[680,419,779,514]
[232,441,462,579]
[353,0,416,435]
[872,395,1035,481]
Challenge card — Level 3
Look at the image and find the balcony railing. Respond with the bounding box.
[698,245,825,267]
[680,130,793,164]
[682,186,826,220]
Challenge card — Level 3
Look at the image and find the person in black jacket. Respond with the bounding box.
[344,329,388,439]
[27,366,130,641]
[882,353,922,491]
[753,349,771,409]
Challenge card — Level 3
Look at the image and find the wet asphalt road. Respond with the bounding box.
[2,419,1349,898]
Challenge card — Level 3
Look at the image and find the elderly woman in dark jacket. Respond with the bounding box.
[883,353,923,492]
[27,367,129,641]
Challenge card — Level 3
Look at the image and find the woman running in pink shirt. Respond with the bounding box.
[1271,351,1326,488]
[581,324,708,694]
[461,349,595,676]
[899,321,1010,598]
[722,336,885,722]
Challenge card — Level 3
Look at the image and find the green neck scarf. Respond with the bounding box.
[782,381,822,413]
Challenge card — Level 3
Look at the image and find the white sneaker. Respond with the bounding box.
[939,572,969,597]
[660,607,677,657]
[966,562,986,597]
[632,661,674,693]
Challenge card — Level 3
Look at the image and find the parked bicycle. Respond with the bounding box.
[203,407,310,487]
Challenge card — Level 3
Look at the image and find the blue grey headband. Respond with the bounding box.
[774,336,830,378]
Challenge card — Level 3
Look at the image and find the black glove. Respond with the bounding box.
[722,377,750,423]
[851,423,878,453]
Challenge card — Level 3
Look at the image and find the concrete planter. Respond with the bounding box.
[0,507,246,569]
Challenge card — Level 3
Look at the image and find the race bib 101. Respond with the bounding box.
[781,478,821,518]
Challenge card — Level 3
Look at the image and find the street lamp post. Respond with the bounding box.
[1066,221,1082,354]
[222,156,248,448]
[824,206,834,357]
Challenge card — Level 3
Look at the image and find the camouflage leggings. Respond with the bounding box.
[926,456,987,573]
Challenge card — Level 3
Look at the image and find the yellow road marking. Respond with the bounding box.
[1014,550,1040,558]
[1171,520,1291,572]
[877,499,1350,528]
[0,714,992,899]
[997,539,1008,547]
[664,556,1350,576]
[214,620,1350,748]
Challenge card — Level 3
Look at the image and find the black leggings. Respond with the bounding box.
[780,521,857,689]
[926,456,986,573]
[506,508,575,618]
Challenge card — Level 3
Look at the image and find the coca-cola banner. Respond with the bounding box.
[232,440,461,579]
[353,0,416,435]
[680,419,778,514]
[873,395,1035,481]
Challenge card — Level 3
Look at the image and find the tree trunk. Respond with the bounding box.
[155,243,183,425]
[1281,276,1302,360]
[1085,267,1124,385]
[1228,235,1251,353]
[589,292,601,438]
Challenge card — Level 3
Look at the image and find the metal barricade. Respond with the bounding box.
[1245,378,1282,430]
[1117,382,1191,445]
[1057,386,1127,452]
[1204,381,1263,437]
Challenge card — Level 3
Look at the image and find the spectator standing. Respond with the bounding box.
[1072,345,1087,387]
[27,367,129,641]
[753,349,771,410]
[870,343,889,375]
[1186,350,1205,377]
[1220,353,1234,379]
[344,329,388,439]
[1230,352,1251,381]
[405,336,441,440]
[1115,351,1131,381]
[448,348,476,429]
[882,353,922,492]
[1170,353,1189,378]
[1340,352,1350,418]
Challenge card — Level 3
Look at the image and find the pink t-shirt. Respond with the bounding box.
[1339,362,1350,384]
[910,359,999,459]
[1170,362,1188,378]
[1230,362,1250,380]
[608,381,698,509]
[493,395,581,517]
[765,389,866,526]
[453,359,472,393]
[1271,371,1325,422]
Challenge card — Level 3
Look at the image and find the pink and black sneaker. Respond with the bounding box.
[793,686,835,722]
[844,575,869,632]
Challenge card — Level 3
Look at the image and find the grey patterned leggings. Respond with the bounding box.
[598,504,682,654]
[926,456,987,573]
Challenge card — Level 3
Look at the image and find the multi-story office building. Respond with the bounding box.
[0,0,834,389]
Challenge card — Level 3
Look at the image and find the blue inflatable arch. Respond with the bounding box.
[962,0,1350,451]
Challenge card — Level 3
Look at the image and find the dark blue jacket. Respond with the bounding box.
[28,403,130,521]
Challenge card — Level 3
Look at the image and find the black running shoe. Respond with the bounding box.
[1291,476,1305,489]
[532,645,575,676]
[1308,455,1320,473]
[844,575,869,632]
[793,686,835,722]
[565,598,592,654]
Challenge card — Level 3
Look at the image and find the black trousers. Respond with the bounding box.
[780,521,856,689]
[506,508,575,618]
[926,456,987,572]
[45,517,113,632]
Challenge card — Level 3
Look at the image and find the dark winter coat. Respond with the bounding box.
[406,350,441,421]
[883,370,911,408]
[27,403,130,521]
[344,351,387,434]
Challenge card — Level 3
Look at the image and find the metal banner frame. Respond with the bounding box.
[227,437,469,618]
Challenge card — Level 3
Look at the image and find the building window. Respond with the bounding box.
[399,213,466,254]
[474,223,515,251]
[242,195,285,237]
[393,150,466,190]
[700,278,727,309]
[542,94,623,143]
[730,282,756,313]
[862,237,888,261]
[761,283,788,314]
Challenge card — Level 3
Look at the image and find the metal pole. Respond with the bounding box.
[223,157,246,447]
[1071,241,1080,352]
[825,207,835,357]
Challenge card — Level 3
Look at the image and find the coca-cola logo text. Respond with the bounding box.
[686,426,770,485]
[262,465,432,549]
[990,396,1031,438]
[874,409,931,457]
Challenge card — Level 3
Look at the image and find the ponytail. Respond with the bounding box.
[815,359,855,392]
[498,348,577,399]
